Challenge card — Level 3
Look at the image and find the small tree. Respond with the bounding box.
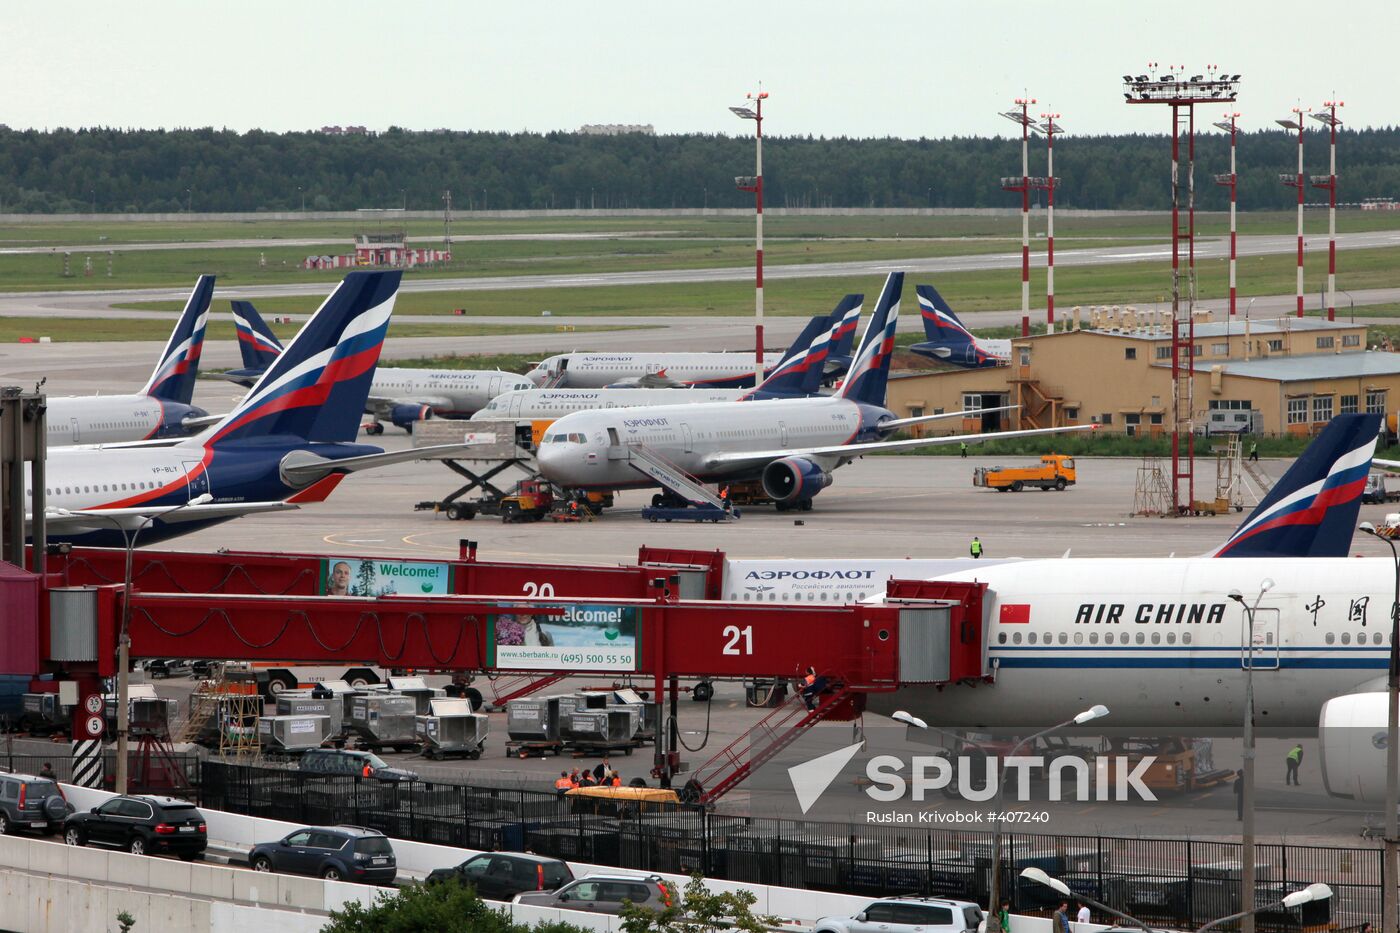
[320,882,592,933]
[114,911,136,933]
[620,874,776,933]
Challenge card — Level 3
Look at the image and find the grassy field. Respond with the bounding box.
[897,431,1317,458]
[0,318,643,343]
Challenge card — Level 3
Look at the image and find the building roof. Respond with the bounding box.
[1188,351,1400,382]
[1081,317,1355,342]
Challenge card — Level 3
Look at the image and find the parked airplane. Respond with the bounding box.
[907,283,1010,368]
[471,308,845,422]
[46,275,215,446]
[851,414,1391,729]
[221,300,533,433]
[526,350,783,389]
[536,272,1086,510]
[32,271,469,547]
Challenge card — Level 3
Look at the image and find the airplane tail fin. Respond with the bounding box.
[915,284,974,339]
[837,272,902,406]
[196,271,401,447]
[1213,413,1381,558]
[231,300,285,370]
[141,274,214,404]
[828,294,863,364]
[743,313,836,399]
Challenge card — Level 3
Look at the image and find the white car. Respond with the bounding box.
[815,897,984,933]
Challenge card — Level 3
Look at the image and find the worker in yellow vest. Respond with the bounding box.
[970,537,983,559]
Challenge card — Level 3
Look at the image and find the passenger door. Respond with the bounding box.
[851,903,901,933]
[306,830,345,873]
[558,880,602,912]
[1243,607,1280,671]
[89,798,127,845]
[278,829,317,873]
[181,460,210,501]
[457,854,495,897]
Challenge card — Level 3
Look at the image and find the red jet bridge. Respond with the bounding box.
[23,544,989,799]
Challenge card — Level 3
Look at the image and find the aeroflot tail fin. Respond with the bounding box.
[231,300,285,370]
[837,272,902,406]
[195,271,401,447]
[1214,413,1381,558]
[743,313,836,399]
[141,274,214,404]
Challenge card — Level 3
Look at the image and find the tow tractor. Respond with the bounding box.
[973,454,1076,492]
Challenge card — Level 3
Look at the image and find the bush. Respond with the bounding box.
[319,882,593,933]
[619,874,775,933]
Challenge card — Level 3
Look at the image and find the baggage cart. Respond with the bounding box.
[346,693,419,751]
[505,694,566,758]
[416,698,488,760]
[258,714,331,755]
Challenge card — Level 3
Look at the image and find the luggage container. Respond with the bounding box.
[388,675,443,716]
[504,694,566,758]
[308,680,357,736]
[416,698,488,760]
[562,708,637,754]
[345,693,418,751]
[258,714,331,755]
[609,688,656,743]
[104,685,177,737]
[277,691,345,739]
[557,692,610,735]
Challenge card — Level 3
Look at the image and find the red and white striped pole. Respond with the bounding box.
[1277,106,1308,318]
[1311,101,1343,322]
[731,91,769,386]
[998,99,1037,330]
[1212,113,1241,316]
[1040,112,1063,331]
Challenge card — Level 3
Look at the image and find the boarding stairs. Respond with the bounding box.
[681,678,857,805]
[486,673,569,710]
[626,444,728,511]
[541,370,568,388]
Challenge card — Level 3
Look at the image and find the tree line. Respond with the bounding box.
[1,124,1397,214]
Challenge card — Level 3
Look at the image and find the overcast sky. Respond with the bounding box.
[3,1,1387,138]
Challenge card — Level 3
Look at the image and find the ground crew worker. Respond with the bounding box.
[970,536,983,559]
[1286,743,1304,785]
[579,770,597,787]
[568,768,581,787]
[362,763,373,779]
[1249,440,1259,463]
[555,772,573,797]
[610,773,622,787]
[567,498,580,518]
[960,441,968,458]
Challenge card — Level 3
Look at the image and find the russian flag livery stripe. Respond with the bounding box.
[913,284,999,368]
[231,300,285,368]
[1214,413,1381,558]
[838,272,902,407]
[142,274,214,404]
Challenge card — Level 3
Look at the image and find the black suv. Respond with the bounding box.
[63,795,206,859]
[0,771,71,836]
[249,825,396,884]
[426,851,573,901]
[300,748,418,783]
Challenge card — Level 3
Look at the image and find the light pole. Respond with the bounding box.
[987,704,1109,932]
[731,90,768,389]
[1020,867,1151,932]
[1227,578,1275,933]
[1037,112,1063,331]
[1196,882,1331,933]
[1276,107,1308,318]
[1212,113,1241,317]
[1310,101,1344,322]
[298,186,305,213]
[1000,98,1039,333]
[1360,520,1399,933]
[185,187,192,214]
[49,494,212,792]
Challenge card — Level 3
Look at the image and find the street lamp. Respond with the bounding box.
[1196,882,1331,933]
[1020,867,1151,932]
[1359,520,1399,933]
[731,90,768,389]
[987,704,1109,933]
[298,186,305,213]
[48,494,213,793]
[891,710,928,730]
[1227,578,1274,933]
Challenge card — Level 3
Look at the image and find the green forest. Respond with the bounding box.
[2,125,1398,214]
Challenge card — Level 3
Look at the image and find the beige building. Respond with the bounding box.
[887,317,1400,437]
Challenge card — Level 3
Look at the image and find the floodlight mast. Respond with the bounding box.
[1037,113,1063,330]
[731,91,769,387]
[1000,98,1038,328]
[1123,64,1239,515]
[1212,113,1241,317]
[1311,101,1344,322]
[1276,107,1309,318]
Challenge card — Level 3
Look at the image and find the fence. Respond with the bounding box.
[201,761,1380,930]
[0,752,203,793]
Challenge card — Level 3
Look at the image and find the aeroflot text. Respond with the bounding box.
[745,569,877,581]
[865,755,1158,802]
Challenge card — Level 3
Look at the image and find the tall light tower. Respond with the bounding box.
[1310,101,1344,322]
[1276,106,1309,318]
[731,90,769,386]
[999,98,1038,329]
[1212,112,1242,317]
[1036,112,1063,331]
[1124,65,1240,514]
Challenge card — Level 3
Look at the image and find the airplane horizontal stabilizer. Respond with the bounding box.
[280,442,494,483]
[880,405,1018,432]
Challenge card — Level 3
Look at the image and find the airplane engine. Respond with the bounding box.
[761,457,832,504]
[389,403,433,430]
[1318,691,1392,801]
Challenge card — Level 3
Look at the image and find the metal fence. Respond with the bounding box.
[201,761,1380,930]
[0,752,203,793]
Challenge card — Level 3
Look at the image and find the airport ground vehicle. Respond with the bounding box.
[815,896,985,933]
[499,479,555,522]
[426,851,573,901]
[1363,472,1399,504]
[249,825,396,884]
[299,748,418,783]
[515,873,674,914]
[973,454,1076,492]
[0,772,71,835]
[63,795,207,860]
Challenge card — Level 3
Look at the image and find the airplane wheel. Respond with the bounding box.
[366,423,384,436]
[798,499,813,512]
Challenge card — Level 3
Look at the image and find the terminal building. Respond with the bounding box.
[888,310,1400,437]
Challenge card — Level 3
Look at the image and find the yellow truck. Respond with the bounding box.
[973,454,1076,492]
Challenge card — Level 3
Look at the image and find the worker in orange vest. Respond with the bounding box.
[610,773,622,787]
[554,772,573,797]
[362,763,373,778]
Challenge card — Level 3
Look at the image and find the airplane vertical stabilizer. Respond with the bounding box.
[231,300,285,370]
[141,274,214,404]
[837,272,902,407]
[743,313,835,399]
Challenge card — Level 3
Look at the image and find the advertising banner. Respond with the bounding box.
[489,604,639,671]
[319,557,454,597]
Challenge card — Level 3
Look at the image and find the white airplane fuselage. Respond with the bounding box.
[373,369,534,417]
[527,352,784,389]
[472,388,745,422]
[45,394,201,447]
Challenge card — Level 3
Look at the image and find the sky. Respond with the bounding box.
[2,1,1389,138]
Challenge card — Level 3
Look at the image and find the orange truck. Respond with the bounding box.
[973,454,1076,492]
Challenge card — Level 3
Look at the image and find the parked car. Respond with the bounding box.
[0,771,71,836]
[815,897,984,933]
[62,794,206,860]
[426,851,573,901]
[299,748,418,783]
[514,873,674,915]
[249,824,396,884]
[144,658,193,679]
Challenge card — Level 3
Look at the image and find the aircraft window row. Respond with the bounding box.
[61,420,146,432]
[735,590,862,602]
[1326,632,1389,645]
[997,630,1193,646]
[47,480,159,496]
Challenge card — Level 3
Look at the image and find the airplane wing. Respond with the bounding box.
[1375,458,1400,470]
[280,442,491,483]
[36,500,299,533]
[700,424,1097,472]
[880,405,1018,432]
[365,395,453,418]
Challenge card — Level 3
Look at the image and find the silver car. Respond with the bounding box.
[815,897,984,933]
[514,873,674,915]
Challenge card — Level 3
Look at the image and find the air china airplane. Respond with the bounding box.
[536,272,1088,510]
[221,300,533,433]
[472,307,846,422]
[907,283,1010,369]
[32,271,467,547]
[46,275,216,446]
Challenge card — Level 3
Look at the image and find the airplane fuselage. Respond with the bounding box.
[473,388,744,422]
[45,394,207,447]
[527,352,784,389]
[370,369,533,418]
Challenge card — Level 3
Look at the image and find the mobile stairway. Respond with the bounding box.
[627,444,737,522]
